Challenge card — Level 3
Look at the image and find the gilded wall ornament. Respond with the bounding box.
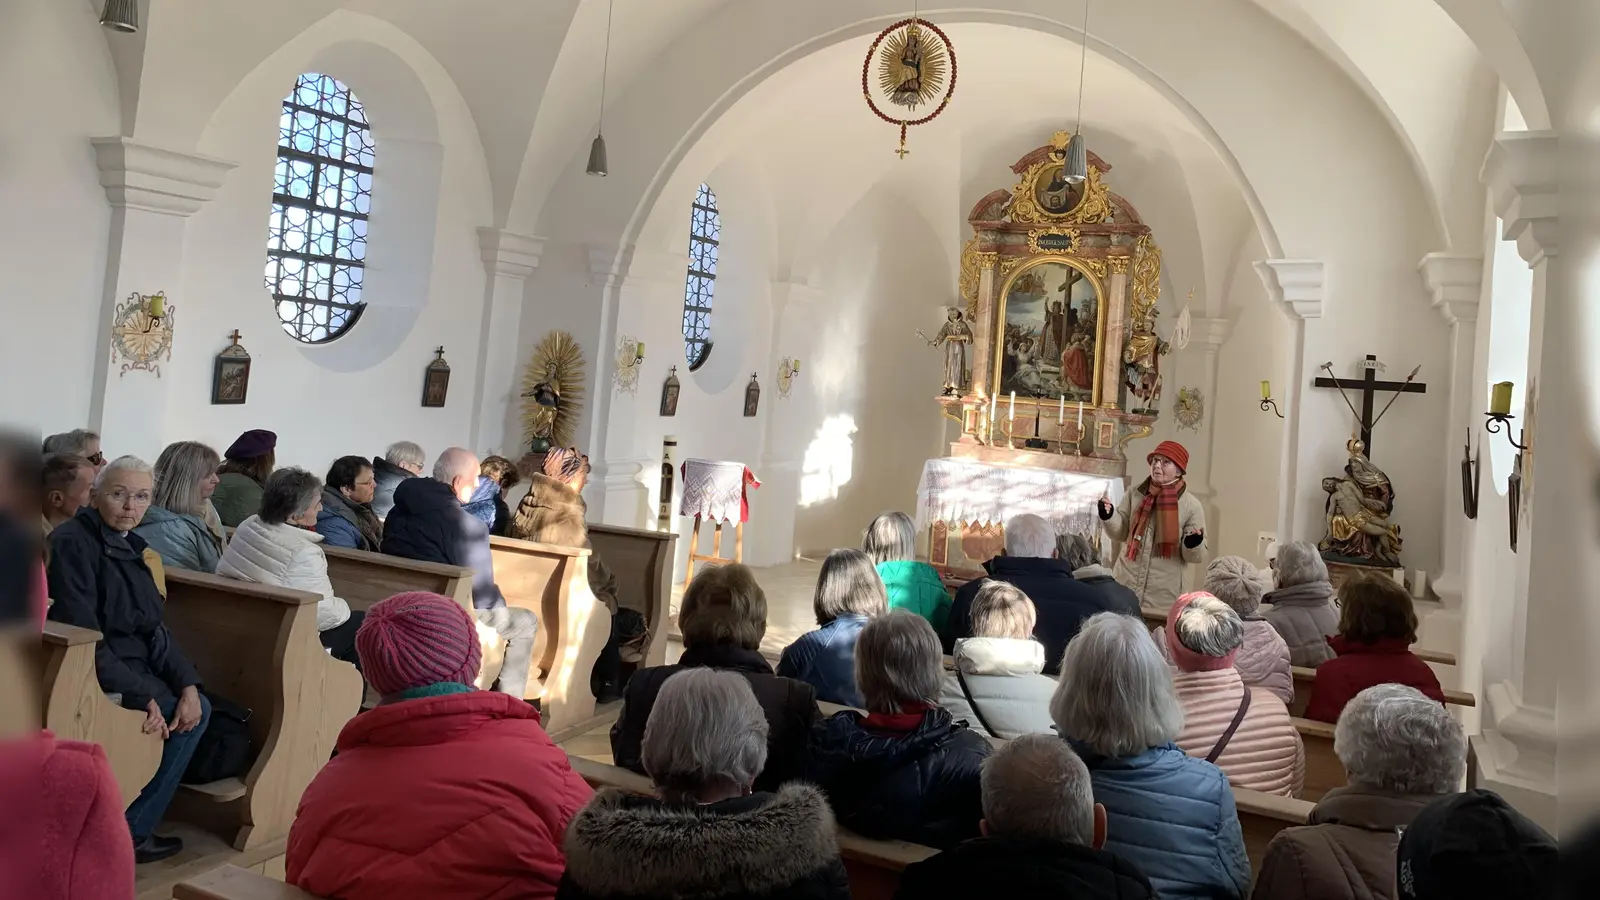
[1008,133,1116,226]
[1175,386,1204,431]
[613,336,644,394]
[1131,233,1163,326]
[109,291,174,378]
[521,330,585,451]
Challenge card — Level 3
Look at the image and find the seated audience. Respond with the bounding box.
[315,455,383,551]
[1159,556,1292,704]
[1051,611,1249,899]
[939,582,1056,740]
[1263,540,1340,667]
[46,456,209,864]
[1394,789,1557,900]
[370,440,424,519]
[41,452,94,533]
[383,447,537,699]
[465,454,519,536]
[1057,532,1140,619]
[1253,684,1466,900]
[806,611,991,849]
[612,563,817,790]
[134,441,224,573]
[777,548,887,707]
[41,429,106,474]
[210,429,276,528]
[1165,593,1304,796]
[507,448,630,702]
[289,592,591,900]
[561,669,849,900]
[217,468,362,668]
[894,734,1154,900]
[947,514,1124,674]
[863,511,950,631]
[1304,576,1445,723]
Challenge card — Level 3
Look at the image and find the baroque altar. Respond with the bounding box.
[922,132,1172,569]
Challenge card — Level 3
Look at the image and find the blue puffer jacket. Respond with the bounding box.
[462,476,500,530]
[777,615,870,707]
[132,505,221,573]
[1068,739,1250,900]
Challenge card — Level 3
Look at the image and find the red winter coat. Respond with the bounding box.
[1303,636,1445,723]
[288,690,593,900]
[7,732,135,900]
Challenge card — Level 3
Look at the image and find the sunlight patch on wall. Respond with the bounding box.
[799,414,858,507]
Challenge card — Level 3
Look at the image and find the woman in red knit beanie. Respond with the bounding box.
[1097,440,1207,612]
[288,592,592,900]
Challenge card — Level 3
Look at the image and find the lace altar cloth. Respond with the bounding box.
[915,457,1123,539]
[679,459,760,523]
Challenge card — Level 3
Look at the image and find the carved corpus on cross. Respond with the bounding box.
[1313,355,1426,457]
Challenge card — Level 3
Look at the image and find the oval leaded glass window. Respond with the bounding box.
[266,73,374,343]
[683,183,720,369]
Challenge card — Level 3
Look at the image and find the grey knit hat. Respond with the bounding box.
[1204,556,1268,617]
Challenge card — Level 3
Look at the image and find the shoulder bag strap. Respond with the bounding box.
[1205,688,1253,764]
[954,668,1001,738]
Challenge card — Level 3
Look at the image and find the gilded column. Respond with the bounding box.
[971,256,998,399]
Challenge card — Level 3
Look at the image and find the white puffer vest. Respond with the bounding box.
[217,515,351,632]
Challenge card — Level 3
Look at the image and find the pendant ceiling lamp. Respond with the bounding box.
[586,0,614,177]
[1064,0,1091,184]
[100,0,139,33]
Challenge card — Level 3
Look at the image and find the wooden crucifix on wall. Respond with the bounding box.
[1313,355,1426,457]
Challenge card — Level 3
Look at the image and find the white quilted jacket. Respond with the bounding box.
[1172,667,1305,798]
[217,515,351,632]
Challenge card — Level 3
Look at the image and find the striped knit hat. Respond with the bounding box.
[356,592,482,697]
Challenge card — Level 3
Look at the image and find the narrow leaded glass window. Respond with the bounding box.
[266,73,374,343]
[682,183,720,369]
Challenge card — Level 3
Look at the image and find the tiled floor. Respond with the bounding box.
[669,557,823,660]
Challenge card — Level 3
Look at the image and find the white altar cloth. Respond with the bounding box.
[915,457,1123,541]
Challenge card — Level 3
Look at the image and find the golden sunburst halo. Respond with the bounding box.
[876,22,948,110]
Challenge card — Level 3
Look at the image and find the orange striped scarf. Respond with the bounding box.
[1127,477,1185,561]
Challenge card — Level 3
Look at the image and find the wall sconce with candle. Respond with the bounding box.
[613,336,645,394]
[777,357,801,398]
[1259,380,1284,418]
[1483,380,1528,450]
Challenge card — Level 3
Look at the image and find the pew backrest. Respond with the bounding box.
[174,865,322,900]
[586,522,675,669]
[321,544,473,612]
[37,620,163,807]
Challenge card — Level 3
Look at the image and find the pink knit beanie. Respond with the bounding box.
[356,591,482,697]
[1164,591,1240,673]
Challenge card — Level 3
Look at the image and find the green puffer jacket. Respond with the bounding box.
[211,472,265,528]
[876,559,951,633]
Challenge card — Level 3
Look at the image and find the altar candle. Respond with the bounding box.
[1077,401,1084,430]
[1058,395,1065,422]
[1489,381,1514,416]
[988,394,997,429]
[1260,380,1271,400]
[1009,391,1016,423]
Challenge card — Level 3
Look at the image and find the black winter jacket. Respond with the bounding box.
[804,706,990,849]
[611,644,819,792]
[46,508,202,710]
[894,836,1155,900]
[380,477,505,610]
[946,555,1140,674]
[369,456,415,519]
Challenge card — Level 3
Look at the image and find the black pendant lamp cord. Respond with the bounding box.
[1074,0,1089,136]
[598,0,614,134]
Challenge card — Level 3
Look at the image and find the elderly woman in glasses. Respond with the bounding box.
[46,455,210,864]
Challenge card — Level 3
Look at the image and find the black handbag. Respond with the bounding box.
[181,693,255,784]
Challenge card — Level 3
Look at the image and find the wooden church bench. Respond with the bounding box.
[37,621,163,808]
[586,523,676,669]
[162,569,363,851]
[490,535,611,733]
[1287,666,1475,716]
[321,545,473,613]
[174,865,321,900]
[1293,717,1342,802]
[1236,786,1315,869]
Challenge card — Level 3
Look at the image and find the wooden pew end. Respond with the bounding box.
[174,864,320,900]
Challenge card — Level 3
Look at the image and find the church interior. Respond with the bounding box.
[4,0,1596,896]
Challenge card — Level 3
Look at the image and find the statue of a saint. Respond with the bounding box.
[1319,439,1404,567]
[894,26,924,105]
[923,308,973,395]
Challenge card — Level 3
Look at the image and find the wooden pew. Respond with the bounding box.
[490,535,612,733]
[36,621,163,807]
[1294,717,1342,802]
[174,865,321,900]
[162,569,363,851]
[321,545,472,613]
[1288,666,1476,716]
[1237,788,1315,866]
[586,523,676,669]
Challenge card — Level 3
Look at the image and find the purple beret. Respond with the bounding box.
[225,429,277,459]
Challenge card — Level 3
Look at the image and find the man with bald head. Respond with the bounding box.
[381,446,538,699]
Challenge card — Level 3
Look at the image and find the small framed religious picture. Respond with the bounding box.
[743,373,761,417]
[422,346,451,408]
[660,366,681,417]
[211,330,251,405]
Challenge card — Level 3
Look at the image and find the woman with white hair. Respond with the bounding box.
[938,582,1057,740]
[862,511,950,631]
[806,611,992,849]
[1155,556,1293,704]
[1252,684,1466,900]
[135,440,225,572]
[1164,592,1304,796]
[1262,540,1340,667]
[217,467,361,667]
[1051,612,1249,899]
[560,669,850,900]
[777,548,888,707]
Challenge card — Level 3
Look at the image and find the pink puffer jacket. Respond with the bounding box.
[1173,668,1305,797]
[1155,619,1294,706]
